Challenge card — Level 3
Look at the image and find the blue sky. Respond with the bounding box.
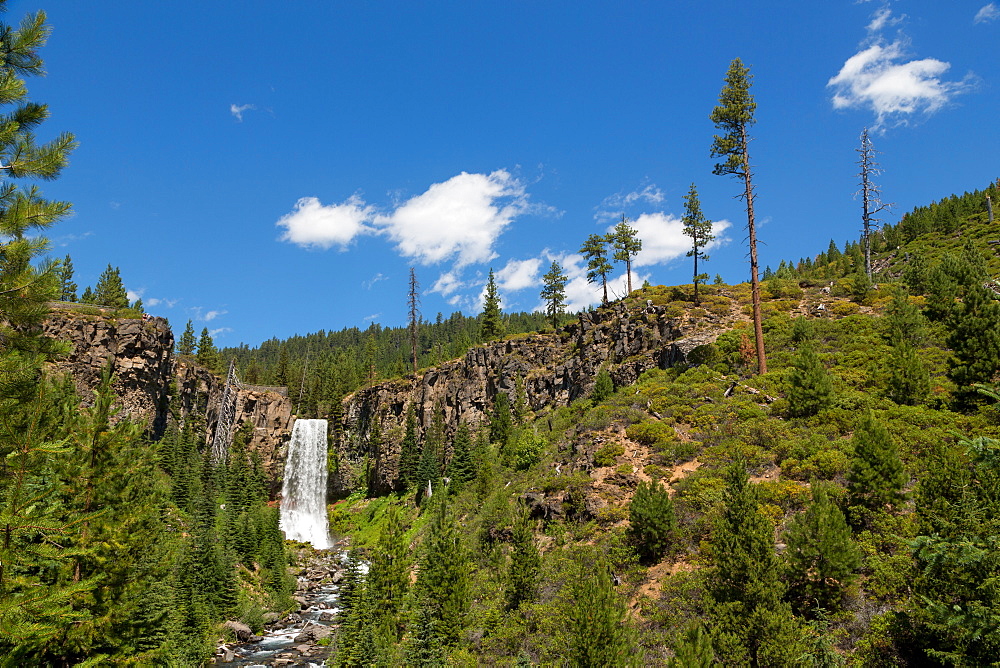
[18,1,1000,347]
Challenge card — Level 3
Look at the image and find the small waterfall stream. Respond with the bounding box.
[280,419,331,549]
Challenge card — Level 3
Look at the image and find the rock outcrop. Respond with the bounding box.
[43,309,175,435]
[43,306,295,492]
[335,300,729,496]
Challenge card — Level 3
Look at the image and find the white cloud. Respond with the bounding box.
[363,272,387,289]
[595,183,665,222]
[276,194,374,250]
[204,309,227,321]
[363,313,381,321]
[866,7,904,33]
[618,213,731,268]
[230,103,256,121]
[975,3,1000,23]
[496,257,543,292]
[374,170,527,267]
[432,270,466,297]
[209,327,232,338]
[829,9,973,128]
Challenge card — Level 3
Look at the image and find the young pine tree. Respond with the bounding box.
[783,481,860,614]
[591,368,615,402]
[628,479,677,564]
[397,405,420,490]
[709,461,805,665]
[567,553,635,666]
[847,412,906,528]
[506,510,540,610]
[481,268,504,341]
[489,390,513,447]
[787,340,834,418]
[682,183,715,306]
[196,327,221,371]
[58,254,77,301]
[413,497,470,650]
[445,423,476,490]
[177,319,197,356]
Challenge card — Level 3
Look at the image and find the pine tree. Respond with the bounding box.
[711,57,766,374]
[947,281,1000,409]
[610,215,642,295]
[591,368,614,402]
[783,481,860,614]
[682,183,715,306]
[668,625,716,668]
[58,254,76,301]
[847,412,906,527]
[580,233,613,306]
[413,497,470,649]
[93,263,129,308]
[540,260,568,328]
[481,268,504,341]
[79,285,94,303]
[408,267,420,373]
[366,505,409,638]
[506,510,540,610]
[177,319,196,356]
[54,361,172,661]
[489,390,513,446]
[0,6,84,658]
[629,479,677,563]
[709,462,804,665]
[445,423,475,489]
[567,553,635,665]
[787,340,834,418]
[196,327,220,371]
[886,342,930,406]
[397,405,420,490]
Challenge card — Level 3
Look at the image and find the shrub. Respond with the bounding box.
[625,420,674,447]
[831,302,860,316]
[593,442,625,467]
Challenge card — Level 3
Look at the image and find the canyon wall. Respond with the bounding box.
[334,301,724,495]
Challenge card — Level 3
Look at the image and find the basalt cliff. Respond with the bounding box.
[44,295,741,499]
[43,305,294,492]
[334,298,740,496]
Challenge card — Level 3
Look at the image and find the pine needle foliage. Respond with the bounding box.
[628,479,677,564]
[567,552,636,666]
[847,412,906,527]
[783,481,860,614]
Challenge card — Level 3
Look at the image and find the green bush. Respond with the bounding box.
[593,442,625,467]
[625,420,674,447]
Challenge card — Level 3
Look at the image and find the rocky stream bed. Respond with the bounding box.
[214,543,352,667]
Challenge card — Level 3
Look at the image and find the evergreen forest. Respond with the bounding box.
[5,2,1000,666]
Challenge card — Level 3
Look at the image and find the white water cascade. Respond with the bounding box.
[279,419,331,549]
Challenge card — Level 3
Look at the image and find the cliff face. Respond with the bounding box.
[43,311,175,435]
[44,308,295,493]
[173,360,294,495]
[335,301,728,496]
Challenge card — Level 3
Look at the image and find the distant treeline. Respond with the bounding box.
[218,310,554,416]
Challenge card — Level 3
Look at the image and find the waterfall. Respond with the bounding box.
[279,419,331,549]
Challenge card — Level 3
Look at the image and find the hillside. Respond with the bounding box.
[321,180,1000,666]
